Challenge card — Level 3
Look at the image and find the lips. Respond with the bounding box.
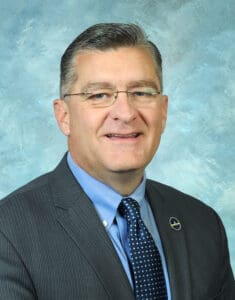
[106,133,141,138]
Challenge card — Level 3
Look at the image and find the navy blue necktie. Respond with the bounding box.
[119,198,167,300]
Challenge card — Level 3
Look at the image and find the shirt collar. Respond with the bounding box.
[67,152,146,230]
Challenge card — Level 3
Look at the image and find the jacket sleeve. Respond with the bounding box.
[215,213,235,300]
[0,230,36,299]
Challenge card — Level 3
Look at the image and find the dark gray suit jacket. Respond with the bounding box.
[0,155,234,299]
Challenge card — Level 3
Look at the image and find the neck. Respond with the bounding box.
[98,169,144,196]
[69,152,145,196]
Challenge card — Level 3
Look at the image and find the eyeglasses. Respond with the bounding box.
[63,87,161,108]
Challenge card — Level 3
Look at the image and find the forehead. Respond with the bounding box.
[73,47,160,86]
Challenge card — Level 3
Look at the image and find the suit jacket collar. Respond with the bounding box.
[50,154,135,300]
[146,180,192,300]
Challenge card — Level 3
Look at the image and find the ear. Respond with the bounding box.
[53,99,70,136]
[161,95,168,133]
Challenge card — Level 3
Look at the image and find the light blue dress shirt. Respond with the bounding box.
[67,152,171,299]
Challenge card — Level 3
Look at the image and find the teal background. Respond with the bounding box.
[1,1,234,273]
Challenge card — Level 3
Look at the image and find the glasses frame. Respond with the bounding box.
[63,89,161,106]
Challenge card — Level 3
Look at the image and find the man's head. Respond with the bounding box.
[54,23,168,195]
[60,23,163,98]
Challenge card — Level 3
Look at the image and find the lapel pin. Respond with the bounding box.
[169,216,181,231]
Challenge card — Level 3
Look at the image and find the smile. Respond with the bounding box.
[106,133,141,138]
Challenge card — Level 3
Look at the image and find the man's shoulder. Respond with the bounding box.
[147,178,200,201]
[146,179,217,217]
[0,154,68,209]
[146,179,226,243]
[0,171,53,210]
[0,171,57,242]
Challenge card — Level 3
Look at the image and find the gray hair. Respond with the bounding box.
[60,23,163,98]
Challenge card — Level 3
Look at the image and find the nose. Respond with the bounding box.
[109,91,137,123]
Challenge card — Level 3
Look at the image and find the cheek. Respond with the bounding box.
[67,109,85,139]
[145,115,165,147]
[69,109,100,140]
[153,106,166,130]
[144,109,163,130]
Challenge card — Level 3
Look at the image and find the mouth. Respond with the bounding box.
[105,132,142,139]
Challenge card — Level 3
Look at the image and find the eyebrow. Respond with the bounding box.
[81,82,115,92]
[81,80,160,92]
[126,80,159,90]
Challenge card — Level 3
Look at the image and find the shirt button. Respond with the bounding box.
[102,220,108,227]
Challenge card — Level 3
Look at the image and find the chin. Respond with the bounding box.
[108,162,147,174]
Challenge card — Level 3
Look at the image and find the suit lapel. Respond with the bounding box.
[48,155,193,299]
[50,155,134,300]
[146,180,193,300]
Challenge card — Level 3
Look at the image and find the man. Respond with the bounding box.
[0,23,234,300]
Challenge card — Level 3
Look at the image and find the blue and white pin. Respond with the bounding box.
[169,217,181,231]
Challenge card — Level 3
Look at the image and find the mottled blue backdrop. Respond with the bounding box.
[1,0,234,273]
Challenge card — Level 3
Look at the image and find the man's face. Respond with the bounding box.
[54,46,168,183]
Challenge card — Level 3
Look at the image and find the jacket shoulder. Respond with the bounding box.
[0,154,69,210]
[0,171,52,206]
[146,179,217,217]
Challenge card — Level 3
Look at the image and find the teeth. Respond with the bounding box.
[107,133,139,138]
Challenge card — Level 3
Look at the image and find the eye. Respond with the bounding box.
[132,91,151,97]
[87,92,111,100]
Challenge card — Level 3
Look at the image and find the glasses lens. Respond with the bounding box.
[85,89,113,107]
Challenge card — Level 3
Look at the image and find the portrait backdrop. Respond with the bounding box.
[1,0,234,273]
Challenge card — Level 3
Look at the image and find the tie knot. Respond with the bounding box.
[119,198,141,221]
